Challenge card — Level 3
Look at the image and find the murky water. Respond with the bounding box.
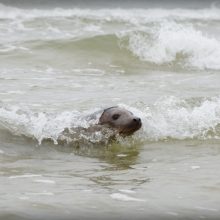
[1,1,220,219]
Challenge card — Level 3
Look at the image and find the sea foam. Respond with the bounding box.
[119,22,220,70]
[1,4,220,70]
[0,97,220,145]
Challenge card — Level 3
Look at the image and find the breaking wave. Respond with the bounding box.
[1,4,220,70]
[1,97,220,145]
[118,22,220,70]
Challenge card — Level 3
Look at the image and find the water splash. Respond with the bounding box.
[139,96,220,141]
[119,22,220,70]
[1,97,220,145]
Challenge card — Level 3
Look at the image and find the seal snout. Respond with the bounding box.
[133,117,141,123]
[132,117,142,130]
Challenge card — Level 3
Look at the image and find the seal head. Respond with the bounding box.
[99,106,142,136]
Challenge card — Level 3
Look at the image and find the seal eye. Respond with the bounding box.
[112,114,120,120]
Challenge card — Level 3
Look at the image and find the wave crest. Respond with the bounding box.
[139,96,220,141]
[118,22,220,70]
[0,106,103,144]
[1,97,220,145]
[1,4,220,70]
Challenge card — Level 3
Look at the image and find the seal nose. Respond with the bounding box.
[133,117,141,124]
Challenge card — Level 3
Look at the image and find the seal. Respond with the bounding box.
[98,106,142,136]
[59,106,142,145]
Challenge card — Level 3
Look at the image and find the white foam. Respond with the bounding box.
[110,193,145,202]
[119,189,136,194]
[1,96,220,144]
[34,179,56,184]
[7,90,25,94]
[0,105,101,144]
[191,166,201,170]
[117,154,128,157]
[9,174,42,179]
[119,22,220,70]
[120,96,220,141]
[144,96,220,141]
[0,4,220,70]
[0,45,30,53]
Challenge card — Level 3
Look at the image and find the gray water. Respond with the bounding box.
[1,1,220,219]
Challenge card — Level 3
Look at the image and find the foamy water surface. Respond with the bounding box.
[1,2,220,220]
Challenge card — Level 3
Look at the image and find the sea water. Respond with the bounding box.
[0,1,220,219]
